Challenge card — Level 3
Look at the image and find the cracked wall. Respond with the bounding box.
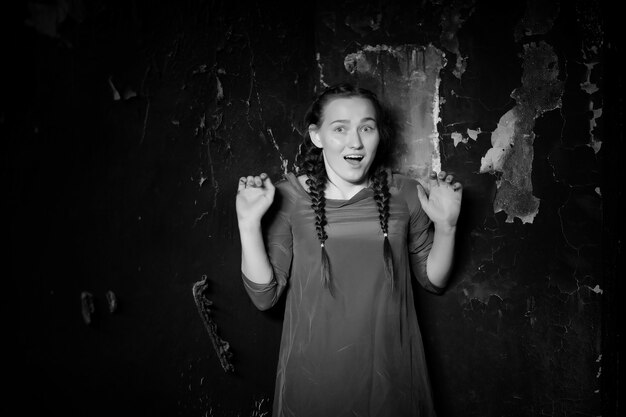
[11,0,617,416]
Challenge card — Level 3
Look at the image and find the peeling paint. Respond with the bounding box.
[479,109,517,173]
[192,276,234,373]
[589,134,602,154]
[340,44,446,178]
[481,41,563,223]
[580,62,599,94]
[579,58,603,154]
[216,76,224,102]
[266,128,289,175]
[587,285,603,295]
[315,53,329,89]
[439,0,475,79]
[467,127,480,140]
[105,290,118,313]
[108,76,137,101]
[344,51,371,75]
[451,56,467,79]
[451,132,465,147]
[108,76,121,101]
[123,88,136,100]
[80,291,95,325]
[452,129,478,146]
[432,75,443,174]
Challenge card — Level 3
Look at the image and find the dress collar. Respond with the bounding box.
[284,172,374,207]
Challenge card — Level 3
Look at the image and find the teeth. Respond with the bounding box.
[344,155,364,160]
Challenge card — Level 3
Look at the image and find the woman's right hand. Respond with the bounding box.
[236,173,275,227]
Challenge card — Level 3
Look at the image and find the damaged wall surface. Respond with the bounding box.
[9,0,621,416]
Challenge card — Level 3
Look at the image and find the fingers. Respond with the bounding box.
[426,171,439,188]
[261,173,275,190]
[437,171,453,183]
[431,170,462,191]
[238,173,272,189]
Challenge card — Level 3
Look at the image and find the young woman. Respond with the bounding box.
[236,83,462,417]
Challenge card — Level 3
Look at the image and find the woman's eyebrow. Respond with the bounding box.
[329,117,377,124]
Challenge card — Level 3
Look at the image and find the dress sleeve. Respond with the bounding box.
[401,177,446,295]
[241,180,294,310]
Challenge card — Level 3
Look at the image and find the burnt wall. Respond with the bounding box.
[9,0,621,416]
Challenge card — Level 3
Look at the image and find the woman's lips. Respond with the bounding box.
[343,155,364,166]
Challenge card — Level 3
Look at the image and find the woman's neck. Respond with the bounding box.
[297,172,372,200]
[324,175,370,200]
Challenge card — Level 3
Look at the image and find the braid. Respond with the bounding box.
[294,82,396,296]
[295,137,333,294]
[371,168,395,291]
[309,174,328,243]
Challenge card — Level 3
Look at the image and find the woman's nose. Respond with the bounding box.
[347,130,364,149]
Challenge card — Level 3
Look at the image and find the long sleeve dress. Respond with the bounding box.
[242,171,443,417]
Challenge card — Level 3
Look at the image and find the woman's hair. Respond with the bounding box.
[294,83,395,295]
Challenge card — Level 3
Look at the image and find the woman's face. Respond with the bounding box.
[309,97,380,189]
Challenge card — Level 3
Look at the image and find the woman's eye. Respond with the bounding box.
[361,125,376,132]
[334,127,345,133]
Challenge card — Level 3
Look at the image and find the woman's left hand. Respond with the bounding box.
[416,170,463,231]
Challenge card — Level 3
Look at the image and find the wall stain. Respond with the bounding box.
[342,44,446,177]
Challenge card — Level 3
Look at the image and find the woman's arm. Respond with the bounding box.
[425,224,456,288]
[416,171,463,288]
[239,220,273,285]
[236,173,276,284]
[236,173,292,310]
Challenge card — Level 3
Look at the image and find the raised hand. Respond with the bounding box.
[416,170,462,230]
[236,173,276,227]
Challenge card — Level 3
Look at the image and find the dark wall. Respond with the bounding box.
[9,0,621,416]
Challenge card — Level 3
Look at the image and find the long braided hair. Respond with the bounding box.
[294,83,395,295]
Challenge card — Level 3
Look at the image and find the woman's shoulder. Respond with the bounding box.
[388,171,422,213]
[389,171,419,192]
[274,172,309,198]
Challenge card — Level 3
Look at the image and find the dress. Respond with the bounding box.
[242,171,443,417]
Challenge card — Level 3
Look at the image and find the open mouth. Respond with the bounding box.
[343,155,364,162]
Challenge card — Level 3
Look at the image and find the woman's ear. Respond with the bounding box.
[309,124,323,149]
